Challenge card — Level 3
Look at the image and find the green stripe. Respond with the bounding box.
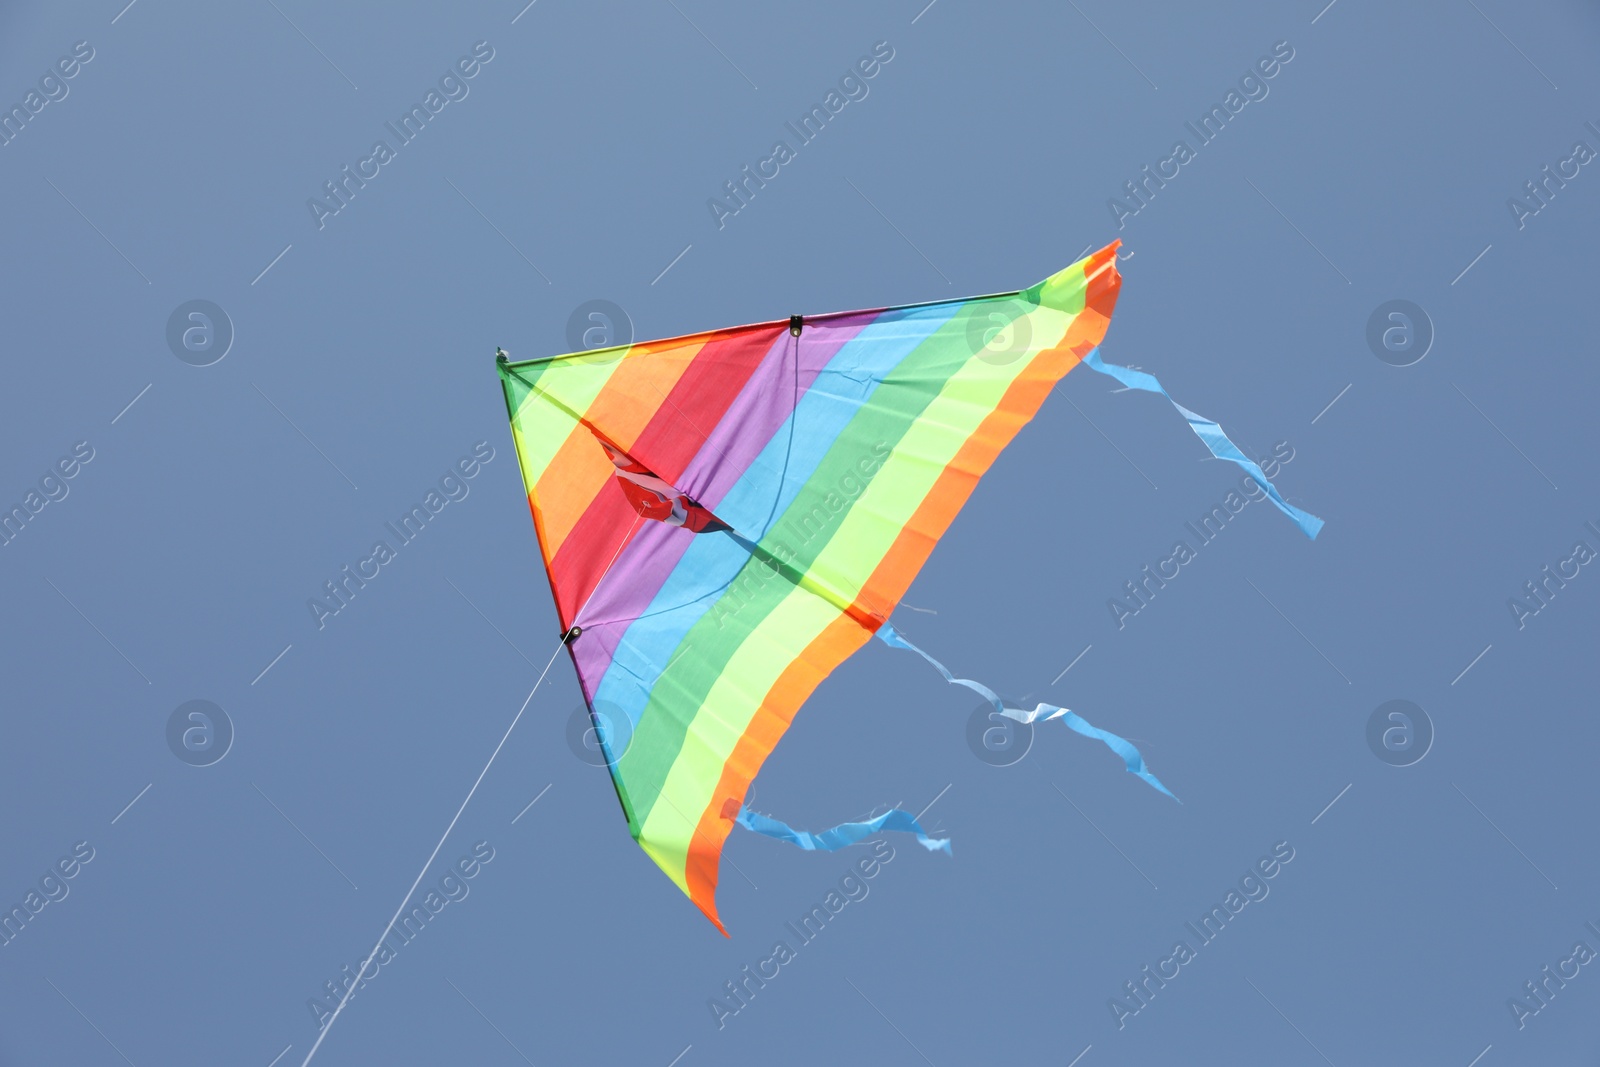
[501,357,627,487]
[1025,259,1092,317]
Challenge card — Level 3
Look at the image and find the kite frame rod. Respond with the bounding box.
[496,287,1026,369]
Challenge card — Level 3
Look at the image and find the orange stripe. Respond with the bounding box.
[532,339,706,557]
[683,254,1122,930]
[684,614,874,932]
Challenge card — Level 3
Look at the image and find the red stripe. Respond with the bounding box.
[545,327,783,623]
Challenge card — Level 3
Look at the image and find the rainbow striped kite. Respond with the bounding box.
[496,242,1320,933]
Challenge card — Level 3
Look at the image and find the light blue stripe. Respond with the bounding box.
[592,304,962,731]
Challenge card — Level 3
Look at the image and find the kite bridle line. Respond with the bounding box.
[298,640,567,1067]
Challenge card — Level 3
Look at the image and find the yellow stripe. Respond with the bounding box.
[509,358,626,489]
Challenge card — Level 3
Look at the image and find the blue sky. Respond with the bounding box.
[2,1,1598,1064]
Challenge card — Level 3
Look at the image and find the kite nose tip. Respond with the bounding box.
[495,347,509,364]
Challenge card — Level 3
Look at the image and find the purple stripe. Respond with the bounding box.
[568,312,877,696]
[677,311,876,509]
[568,519,680,703]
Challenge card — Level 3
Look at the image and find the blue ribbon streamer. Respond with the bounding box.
[735,804,952,854]
[730,346,1310,854]
[1081,349,1323,540]
[877,623,1177,801]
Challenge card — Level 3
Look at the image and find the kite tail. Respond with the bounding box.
[877,623,1177,801]
[1081,348,1324,540]
[735,805,951,854]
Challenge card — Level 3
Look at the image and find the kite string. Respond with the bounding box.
[299,638,567,1067]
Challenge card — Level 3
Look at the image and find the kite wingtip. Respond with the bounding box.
[696,897,732,937]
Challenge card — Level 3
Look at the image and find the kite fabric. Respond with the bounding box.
[496,241,1317,933]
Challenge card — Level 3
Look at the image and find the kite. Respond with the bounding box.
[495,241,1320,933]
